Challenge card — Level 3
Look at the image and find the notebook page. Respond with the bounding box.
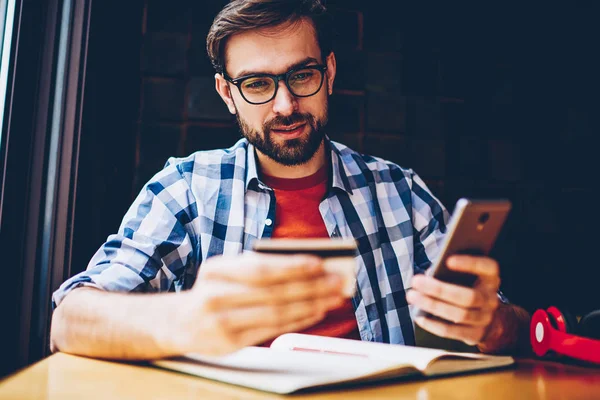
[270,333,503,371]
[153,346,414,394]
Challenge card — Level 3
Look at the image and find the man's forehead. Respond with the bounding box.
[224,19,322,77]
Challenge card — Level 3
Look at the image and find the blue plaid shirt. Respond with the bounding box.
[53,138,460,345]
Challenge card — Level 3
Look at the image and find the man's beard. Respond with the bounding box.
[235,108,328,166]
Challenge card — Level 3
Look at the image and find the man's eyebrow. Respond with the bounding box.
[233,57,320,78]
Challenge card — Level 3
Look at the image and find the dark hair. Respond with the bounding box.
[206,0,333,74]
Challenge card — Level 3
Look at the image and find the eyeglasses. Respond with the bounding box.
[223,65,327,105]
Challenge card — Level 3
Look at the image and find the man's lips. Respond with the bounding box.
[270,123,307,138]
[271,123,305,132]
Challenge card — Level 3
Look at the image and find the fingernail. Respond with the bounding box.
[411,276,421,288]
[310,263,323,272]
[330,296,343,307]
[306,258,323,271]
[327,275,342,285]
[447,256,458,266]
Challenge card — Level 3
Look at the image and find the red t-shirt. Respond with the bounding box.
[260,165,360,346]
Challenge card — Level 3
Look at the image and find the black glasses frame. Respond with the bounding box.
[223,64,328,105]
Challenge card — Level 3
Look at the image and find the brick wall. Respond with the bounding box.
[130,1,599,313]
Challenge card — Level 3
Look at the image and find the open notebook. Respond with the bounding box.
[151,334,514,394]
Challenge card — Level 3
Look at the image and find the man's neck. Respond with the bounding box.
[256,141,326,179]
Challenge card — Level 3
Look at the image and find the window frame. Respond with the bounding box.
[0,0,92,376]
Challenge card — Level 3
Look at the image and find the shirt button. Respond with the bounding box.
[265,218,273,226]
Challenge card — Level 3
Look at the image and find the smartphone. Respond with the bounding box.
[413,198,512,319]
[252,238,358,297]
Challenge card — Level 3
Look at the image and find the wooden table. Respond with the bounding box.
[1,353,599,399]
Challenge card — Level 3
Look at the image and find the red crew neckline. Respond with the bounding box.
[261,164,328,191]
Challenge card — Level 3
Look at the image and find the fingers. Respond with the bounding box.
[188,253,349,356]
[407,290,495,327]
[215,296,343,332]
[201,254,325,286]
[411,274,493,309]
[235,313,327,349]
[414,315,486,346]
[409,260,501,346]
[205,274,344,310]
[446,255,500,286]
[204,296,342,354]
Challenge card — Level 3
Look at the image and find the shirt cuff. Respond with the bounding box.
[52,279,104,309]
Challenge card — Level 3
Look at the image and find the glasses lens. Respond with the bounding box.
[288,68,323,96]
[240,76,276,104]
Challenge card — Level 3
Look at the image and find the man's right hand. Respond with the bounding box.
[171,253,345,356]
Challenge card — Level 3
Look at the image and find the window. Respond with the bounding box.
[0,0,16,149]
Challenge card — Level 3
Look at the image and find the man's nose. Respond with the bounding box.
[271,81,298,116]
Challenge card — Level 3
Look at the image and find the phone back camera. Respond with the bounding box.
[478,213,490,225]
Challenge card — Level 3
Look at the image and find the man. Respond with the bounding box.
[50,0,531,359]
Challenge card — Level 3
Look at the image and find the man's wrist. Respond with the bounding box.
[477,303,531,355]
[477,307,506,353]
[152,291,195,357]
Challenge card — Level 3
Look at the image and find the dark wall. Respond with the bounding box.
[76,1,600,316]
[72,0,143,281]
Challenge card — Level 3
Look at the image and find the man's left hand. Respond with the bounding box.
[406,255,501,346]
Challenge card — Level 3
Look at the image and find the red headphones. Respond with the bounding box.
[530,306,600,364]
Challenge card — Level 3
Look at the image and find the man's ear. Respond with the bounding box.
[325,52,337,95]
[215,73,237,114]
